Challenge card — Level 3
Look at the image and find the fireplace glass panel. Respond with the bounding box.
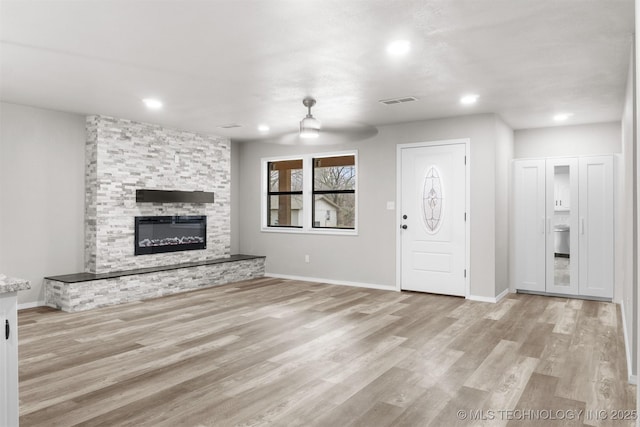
[135,216,206,255]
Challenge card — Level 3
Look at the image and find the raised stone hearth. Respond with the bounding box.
[44,255,265,312]
[44,115,265,313]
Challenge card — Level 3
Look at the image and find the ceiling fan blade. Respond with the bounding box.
[262,122,378,146]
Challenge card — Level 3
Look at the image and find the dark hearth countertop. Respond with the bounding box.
[44,254,266,284]
[0,274,31,294]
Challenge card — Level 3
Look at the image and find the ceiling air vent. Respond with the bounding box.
[379,96,418,105]
[218,123,242,129]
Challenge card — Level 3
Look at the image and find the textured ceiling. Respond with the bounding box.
[0,0,634,142]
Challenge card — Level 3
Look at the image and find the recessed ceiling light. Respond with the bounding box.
[553,113,573,122]
[258,124,270,132]
[460,94,479,105]
[142,98,163,110]
[386,40,411,55]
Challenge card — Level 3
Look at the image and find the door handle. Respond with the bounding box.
[5,319,9,340]
[401,224,408,230]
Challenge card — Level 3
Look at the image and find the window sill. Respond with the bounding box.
[261,227,358,236]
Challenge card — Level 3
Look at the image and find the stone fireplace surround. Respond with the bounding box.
[44,115,264,312]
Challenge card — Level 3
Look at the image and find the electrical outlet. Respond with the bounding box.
[305,254,310,263]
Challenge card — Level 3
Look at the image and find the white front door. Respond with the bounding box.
[399,142,467,296]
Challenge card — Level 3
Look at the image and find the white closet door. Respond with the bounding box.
[579,156,614,298]
[514,159,546,292]
[545,158,579,295]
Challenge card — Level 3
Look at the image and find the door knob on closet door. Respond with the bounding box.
[401,224,408,230]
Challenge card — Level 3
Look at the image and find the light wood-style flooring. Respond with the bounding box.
[18,278,636,426]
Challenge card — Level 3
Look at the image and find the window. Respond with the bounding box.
[262,151,357,234]
[312,155,356,229]
[267,159,303,227]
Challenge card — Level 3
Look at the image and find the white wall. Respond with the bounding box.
[0,102,85,305]
[495,117,514,295]
[620,44,636,379]
[237,113,510,299]
[636,3,640,414]
[514,122,621,158]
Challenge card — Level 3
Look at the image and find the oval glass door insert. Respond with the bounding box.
[422,166,444,234]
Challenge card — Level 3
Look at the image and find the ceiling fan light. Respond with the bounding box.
[299,116,320,139]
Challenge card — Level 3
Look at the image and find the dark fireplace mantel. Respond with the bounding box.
[136,189,215,204]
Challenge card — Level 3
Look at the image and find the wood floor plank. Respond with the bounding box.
[389,385,452,426]
[484,298,520,320]
[464,339,522,391]
[17,278,636,426]
[480,355,540,426]
[510,372,586,427]
[553,306,579,335]
[313,366,417,426]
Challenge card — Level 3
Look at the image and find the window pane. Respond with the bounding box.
[313,156,355,191]
[269,160,303,192]
[269,195,303,227]
[314,194,355,228]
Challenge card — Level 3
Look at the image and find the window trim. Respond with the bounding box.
[266,159,304,228]
[311,154,356,230]
[261,150,358,235]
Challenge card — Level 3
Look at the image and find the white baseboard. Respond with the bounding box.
[267,273,518,303]
[467,288,510,304]
[264,273,397,292]
[18,300,45,310]
[620,301,636,384]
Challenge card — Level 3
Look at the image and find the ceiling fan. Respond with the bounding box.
[268,97,378,145]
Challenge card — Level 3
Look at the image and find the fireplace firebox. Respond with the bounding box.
[135,216,206,255]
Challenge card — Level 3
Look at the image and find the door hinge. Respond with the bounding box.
[464,269,467,278]
[464,155,467,165]
[464,212,467,221]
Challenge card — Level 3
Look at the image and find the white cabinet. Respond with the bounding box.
[514,159,546,292]
[578,156,614,298]
[545,158,580,295]
[514,155,613,299]
[0,292,19,427]
[553,167,571,211]
[0,275,28,427]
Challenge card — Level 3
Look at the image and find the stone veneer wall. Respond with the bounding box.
[45,258,265,312]
[85,116,230,274]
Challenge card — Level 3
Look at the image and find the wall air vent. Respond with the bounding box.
[218,123,242,129]
[378,96,418,105]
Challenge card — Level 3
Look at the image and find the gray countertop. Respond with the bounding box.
[0,274,31,294]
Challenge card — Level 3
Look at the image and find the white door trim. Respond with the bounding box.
[396,138,470,297]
